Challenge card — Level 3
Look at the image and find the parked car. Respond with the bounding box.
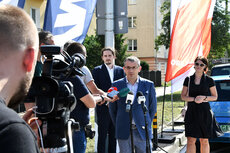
[209,75,230,142]
[210,63,230,76]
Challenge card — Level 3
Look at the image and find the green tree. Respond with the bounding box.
[83,34,129,70]
[83,34,104,70]
[154,0,170,51]
[115,34,130,66]
[140,61,149,71]
[210,0,230,59]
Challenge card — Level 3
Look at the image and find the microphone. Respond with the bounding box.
[137,91,148,113]
[107,87,130,98]
[125,91,134,112]
[72,53,86,68]
[117,87,130,98]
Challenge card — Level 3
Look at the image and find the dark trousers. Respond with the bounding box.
[96,105,116,153]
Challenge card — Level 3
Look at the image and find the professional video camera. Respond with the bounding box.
[30,45,86,150]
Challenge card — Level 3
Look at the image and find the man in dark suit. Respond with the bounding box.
[109,56,157,153]
[92,47,125,153]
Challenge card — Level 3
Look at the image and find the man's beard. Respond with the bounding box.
[105,62,111,65]
[8,74,32,109]
[105,60,113,65]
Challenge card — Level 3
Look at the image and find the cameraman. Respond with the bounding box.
[0,5,40,153]
[65,42,110,153]
[24,30,54,110]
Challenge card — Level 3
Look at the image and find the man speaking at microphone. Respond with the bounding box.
[109,56,157,153]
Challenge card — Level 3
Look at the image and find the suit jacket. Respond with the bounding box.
[109,77,157,140]
[92,64,125,94]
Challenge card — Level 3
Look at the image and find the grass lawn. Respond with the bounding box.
[85,91,184,153]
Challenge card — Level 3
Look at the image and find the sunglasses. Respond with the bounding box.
[195,62,205,67]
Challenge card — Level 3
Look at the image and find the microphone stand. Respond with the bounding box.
[129,107,135,153]
[141,103,151,153]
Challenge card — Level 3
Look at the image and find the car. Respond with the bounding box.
[209,75,230,143]
[210,63,230,76]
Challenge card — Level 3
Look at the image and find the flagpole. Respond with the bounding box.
[160,81,166,138]
[162,82,184,133]
[171,92,174,130]
[158,81,176,144]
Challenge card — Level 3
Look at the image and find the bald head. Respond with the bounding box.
[0,5,38,53]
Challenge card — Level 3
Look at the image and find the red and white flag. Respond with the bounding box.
[167,0,216,92]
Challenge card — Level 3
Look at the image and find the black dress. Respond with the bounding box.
[183,74,223,138]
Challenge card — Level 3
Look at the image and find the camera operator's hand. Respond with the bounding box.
[22,108,42,130]
[22,108,42,146]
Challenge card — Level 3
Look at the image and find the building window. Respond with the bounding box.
[30,8,40,29]
[128,0,136,5]
[128,17,137,28]
[128,39,137,51]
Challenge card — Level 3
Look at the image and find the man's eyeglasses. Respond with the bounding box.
[195,62,205,67]
[124,66,139,70]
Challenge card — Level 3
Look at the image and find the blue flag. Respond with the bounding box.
[43,0,97,46]
[0,0,25,8]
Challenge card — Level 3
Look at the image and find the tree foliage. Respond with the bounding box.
[210,0,230,59]
[140,61,149,71]
[114,34,130,66]
[154,0,170,51]
[154,0,230,63]
[83,34,104,70]
[83,34,129,70]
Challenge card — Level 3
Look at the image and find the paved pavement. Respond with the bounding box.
[152,86,186,153]
[152,117,186,153]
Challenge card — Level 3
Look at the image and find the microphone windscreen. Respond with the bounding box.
[118,88,130,97]
[136,91,143,97]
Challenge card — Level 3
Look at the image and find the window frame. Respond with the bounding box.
[30,7,40,29]
[127,39,137,51]
[128,16,137,28]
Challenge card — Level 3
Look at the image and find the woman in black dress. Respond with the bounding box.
[181,56,222,153]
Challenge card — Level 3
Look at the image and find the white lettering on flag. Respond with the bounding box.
[168,0,216,92]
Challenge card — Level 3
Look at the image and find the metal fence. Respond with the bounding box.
[139,70,161,87]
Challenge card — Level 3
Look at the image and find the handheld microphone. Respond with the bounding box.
[137,91,148,113]
[107,87,130,98]
[125,91,134,112]
[117,87,130,98]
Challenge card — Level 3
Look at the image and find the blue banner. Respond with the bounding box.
[0,0,25,8]
[43,0,97,46]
